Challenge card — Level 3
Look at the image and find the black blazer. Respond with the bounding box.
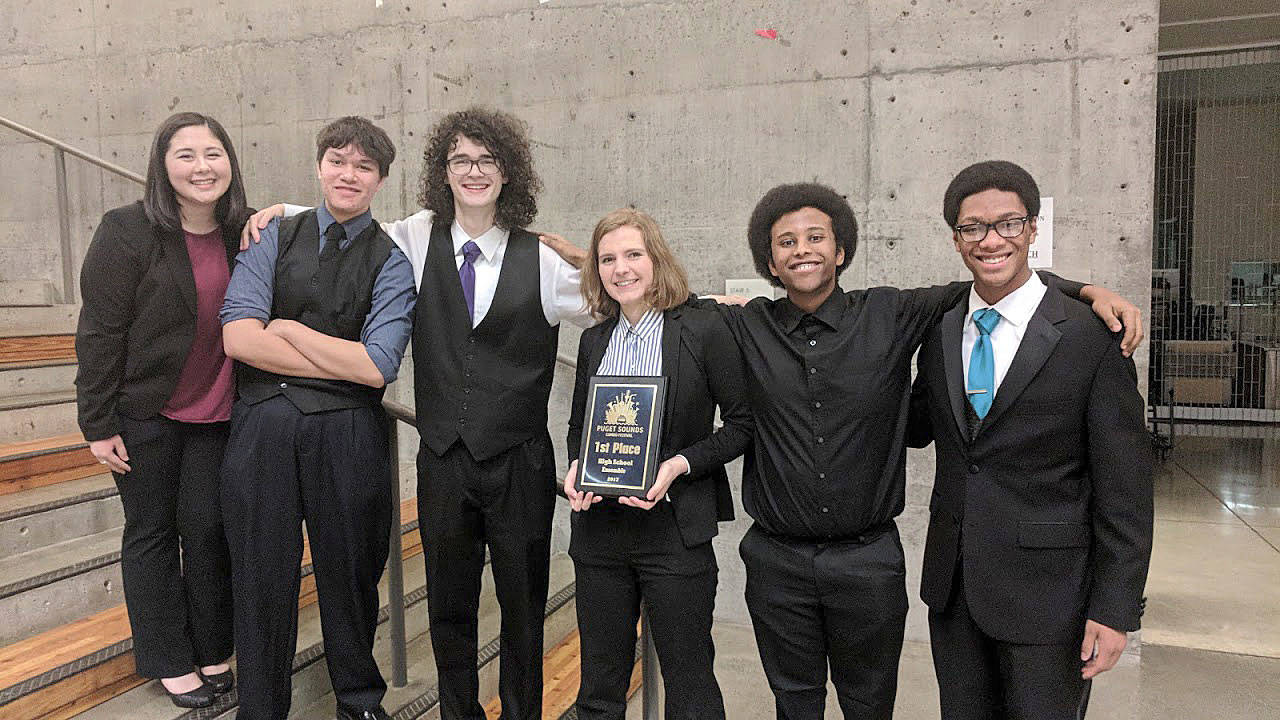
[568,301,752,548]
[75,201,242,441]
[908,280,1153,645]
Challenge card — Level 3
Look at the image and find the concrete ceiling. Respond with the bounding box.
[1160,0,1280,54]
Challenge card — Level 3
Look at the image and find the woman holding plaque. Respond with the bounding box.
[564,208,751,719]
[75,112,249,708]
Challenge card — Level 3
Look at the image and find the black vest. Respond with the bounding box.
[413,221,560,461]
[237,210,393,413]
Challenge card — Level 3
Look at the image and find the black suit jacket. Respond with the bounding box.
[568,301,752,548]
[75,201,242,441]
[908,280,1153,644]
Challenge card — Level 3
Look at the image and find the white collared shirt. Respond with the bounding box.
[286,204,590,329]
[961,272,1048,398]
[383,210,590,328]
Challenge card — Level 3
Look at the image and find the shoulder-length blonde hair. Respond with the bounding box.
[581,208,691,319]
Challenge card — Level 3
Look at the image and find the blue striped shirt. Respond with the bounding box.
[597,309,664,376]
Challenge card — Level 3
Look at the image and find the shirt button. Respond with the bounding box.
[813,401,822,409]
[809,367,817,375]
[469,337,476,344]
[809,339,817,346]
[821,506,830,513]
[818,472,826,480]
[279,382,288,389]
[816,436,825,444]
[969,464,979,474]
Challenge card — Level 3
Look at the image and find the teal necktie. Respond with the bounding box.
[967,308,1001,419]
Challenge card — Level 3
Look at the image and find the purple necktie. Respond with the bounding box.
[459,240,482,323]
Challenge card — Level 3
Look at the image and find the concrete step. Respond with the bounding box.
[0,526,123,646]
[0,360,77,401]
[0,391,80,444]
[0,504,423,719]
[0,472,119,557]
[0,308,78,338]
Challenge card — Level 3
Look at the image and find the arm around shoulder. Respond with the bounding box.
[1084,333,1154,632]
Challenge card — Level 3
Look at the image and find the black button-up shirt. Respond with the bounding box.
[712,276,1082,540]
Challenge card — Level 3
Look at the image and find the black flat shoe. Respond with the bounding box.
[336,704,390,720]
[198,668,235,694]
[162,681,216,708]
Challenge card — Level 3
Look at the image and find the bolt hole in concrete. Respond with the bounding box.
[19,526,28,535]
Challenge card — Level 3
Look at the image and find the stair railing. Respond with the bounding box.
[0,114,146,305]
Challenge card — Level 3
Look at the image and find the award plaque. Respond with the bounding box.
[576,375,667,498]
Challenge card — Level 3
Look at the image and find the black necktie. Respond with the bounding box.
[321,222,345,262]
[316,222,345,292]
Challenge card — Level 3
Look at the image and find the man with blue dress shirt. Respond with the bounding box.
[220,116,416,720]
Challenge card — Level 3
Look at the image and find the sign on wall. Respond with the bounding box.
[1029,196,1053,268]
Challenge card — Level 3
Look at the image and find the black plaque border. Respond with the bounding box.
[576,375,667,498]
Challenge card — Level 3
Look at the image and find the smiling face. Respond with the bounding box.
[953,188,1036,304]
[164,124,231,215]
[597,225,654,321]
[317,143,385,223]
[767,206,845,309]
[446,134,506,214]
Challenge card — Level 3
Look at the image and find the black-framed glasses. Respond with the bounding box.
[446,155,501,176]
[954,216,1031,243]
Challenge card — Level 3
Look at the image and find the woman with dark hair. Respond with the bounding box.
[75,111,251,708]
[563,209,751,720]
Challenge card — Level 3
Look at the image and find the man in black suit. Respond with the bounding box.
[907,160,1154,719]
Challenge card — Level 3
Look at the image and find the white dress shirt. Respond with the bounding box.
[286,205,590,328]
[961,272,1049,399]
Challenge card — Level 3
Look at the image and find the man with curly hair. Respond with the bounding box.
[245,107,588,720]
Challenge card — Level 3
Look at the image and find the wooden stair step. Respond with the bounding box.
[0,433,97,496]
[0,499,421,720]
[0,336,76,368]
[482,625,643,720]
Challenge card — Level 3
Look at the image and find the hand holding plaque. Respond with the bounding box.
[576,375,667,498]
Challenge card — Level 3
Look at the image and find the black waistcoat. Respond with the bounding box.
[413,221,560,461]
[237,209,393,413]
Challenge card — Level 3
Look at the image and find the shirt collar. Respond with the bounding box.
[775,285,846,334]
[617,308,663,339]
[316,204,373,244]
[966,271,1045,331]
[451,220,508,262]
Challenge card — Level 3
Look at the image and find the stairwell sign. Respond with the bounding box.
[1029,196,1053,269]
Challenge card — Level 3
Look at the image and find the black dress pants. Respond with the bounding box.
[417,435,557,720]
[929,572,1091,720]
[740,523,907,720]
[114,414,233,678]
[221,396,392,720]
[569,502,723,720]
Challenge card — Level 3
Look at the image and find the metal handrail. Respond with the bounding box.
[382,356,658,716]
[0,114,145,305]
[0,115,146,184]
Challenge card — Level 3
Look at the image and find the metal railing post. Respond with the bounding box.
[640,604,660,719]
[386,417,408,687]
[53,147,75,304]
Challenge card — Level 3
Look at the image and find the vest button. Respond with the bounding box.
[464,387,471,394]
[968,464,979,474]
[279,382,288,389]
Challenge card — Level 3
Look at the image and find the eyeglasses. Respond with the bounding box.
[953,216,1031,243]
[446,156,501,176]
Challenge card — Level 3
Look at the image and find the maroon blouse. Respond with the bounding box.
[161,228,234,423]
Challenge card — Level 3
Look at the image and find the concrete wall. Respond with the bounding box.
[2,0,1160,636]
